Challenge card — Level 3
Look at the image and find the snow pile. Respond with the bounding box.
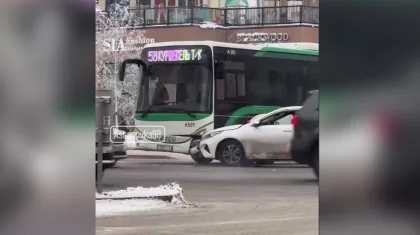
[96,183,189,217]
[96,182,184,201]
[96,199,169,217]
[199,21,226,29]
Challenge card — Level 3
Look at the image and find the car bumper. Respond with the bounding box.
[199,138,219,159]
[128,140,192,154]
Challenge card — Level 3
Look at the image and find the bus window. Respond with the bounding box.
[226,73,237,98]
[237,73,246,96]
[216,79,225,100]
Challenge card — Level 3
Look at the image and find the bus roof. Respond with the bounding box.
[143,41,319,56]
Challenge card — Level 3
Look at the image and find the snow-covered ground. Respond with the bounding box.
[96,183,189,217]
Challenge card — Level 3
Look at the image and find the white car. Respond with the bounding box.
[199,106,301,166]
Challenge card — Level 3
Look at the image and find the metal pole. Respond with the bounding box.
[96,100,104,194]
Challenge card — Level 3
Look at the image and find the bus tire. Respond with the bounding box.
[191,152,213,164]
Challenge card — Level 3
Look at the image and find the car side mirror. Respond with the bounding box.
[251,120,260,127]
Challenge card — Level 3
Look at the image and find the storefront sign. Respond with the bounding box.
[147,49,203,62]
[103,36,155,52]
[237,32,290,43]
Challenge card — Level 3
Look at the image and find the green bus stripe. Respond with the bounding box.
[255,47,318,62]
[135,113,211,121]
[255,51,318,61]
[259,47,318,56]
[225,106,280,126]
[134,106,278,125]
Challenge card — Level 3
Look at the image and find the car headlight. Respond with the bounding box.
[202,131,223,140]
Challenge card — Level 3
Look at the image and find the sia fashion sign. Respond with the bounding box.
[103,37,155,52]
[147,49,203,62]
[237,32,290,43]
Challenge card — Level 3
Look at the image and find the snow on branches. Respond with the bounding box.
[96,2,143,125]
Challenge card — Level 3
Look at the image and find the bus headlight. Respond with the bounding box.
[202,131,223,140]
[192,128,207,137]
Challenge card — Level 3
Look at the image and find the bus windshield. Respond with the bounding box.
[137,46,213,114]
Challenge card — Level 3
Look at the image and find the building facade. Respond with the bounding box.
[96,3,318,61]
[96,2,318,122]
[96,0,318,11]
[99,27,318,54]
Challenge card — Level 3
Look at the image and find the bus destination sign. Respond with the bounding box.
[148,49,203,62]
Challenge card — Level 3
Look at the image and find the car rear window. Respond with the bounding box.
[301,91,319,111]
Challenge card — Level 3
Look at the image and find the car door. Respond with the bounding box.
[246,111,294,158]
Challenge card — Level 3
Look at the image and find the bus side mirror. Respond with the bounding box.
[118,59,147,82]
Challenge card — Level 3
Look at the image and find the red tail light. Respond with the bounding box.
[375,111,398,141]
[292,114,299,129]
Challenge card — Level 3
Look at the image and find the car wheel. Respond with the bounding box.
[217,140,249,166]
[191,152,213,164]
[312,147,319,178]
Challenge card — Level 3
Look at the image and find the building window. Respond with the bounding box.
[137,0,151,7]
[287,0,302,22]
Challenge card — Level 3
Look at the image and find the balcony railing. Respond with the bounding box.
[97,6,319,28]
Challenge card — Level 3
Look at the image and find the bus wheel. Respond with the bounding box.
[191,152,213,164]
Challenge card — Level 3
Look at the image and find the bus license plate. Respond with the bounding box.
[157,145,173,152]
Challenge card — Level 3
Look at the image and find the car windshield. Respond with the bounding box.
[136,63,212,113]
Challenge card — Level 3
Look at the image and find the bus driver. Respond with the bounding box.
[152,81,169,105]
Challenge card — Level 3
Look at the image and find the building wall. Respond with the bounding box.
[96,0,319,10]
[97,25,318,59]
[96,0,139,11]
[208,0,319,8]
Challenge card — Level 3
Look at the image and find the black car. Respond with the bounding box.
[290,90,319,177]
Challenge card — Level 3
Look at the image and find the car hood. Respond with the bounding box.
[210,124,243,133]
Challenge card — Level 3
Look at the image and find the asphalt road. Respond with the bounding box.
[96,159,319,235]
